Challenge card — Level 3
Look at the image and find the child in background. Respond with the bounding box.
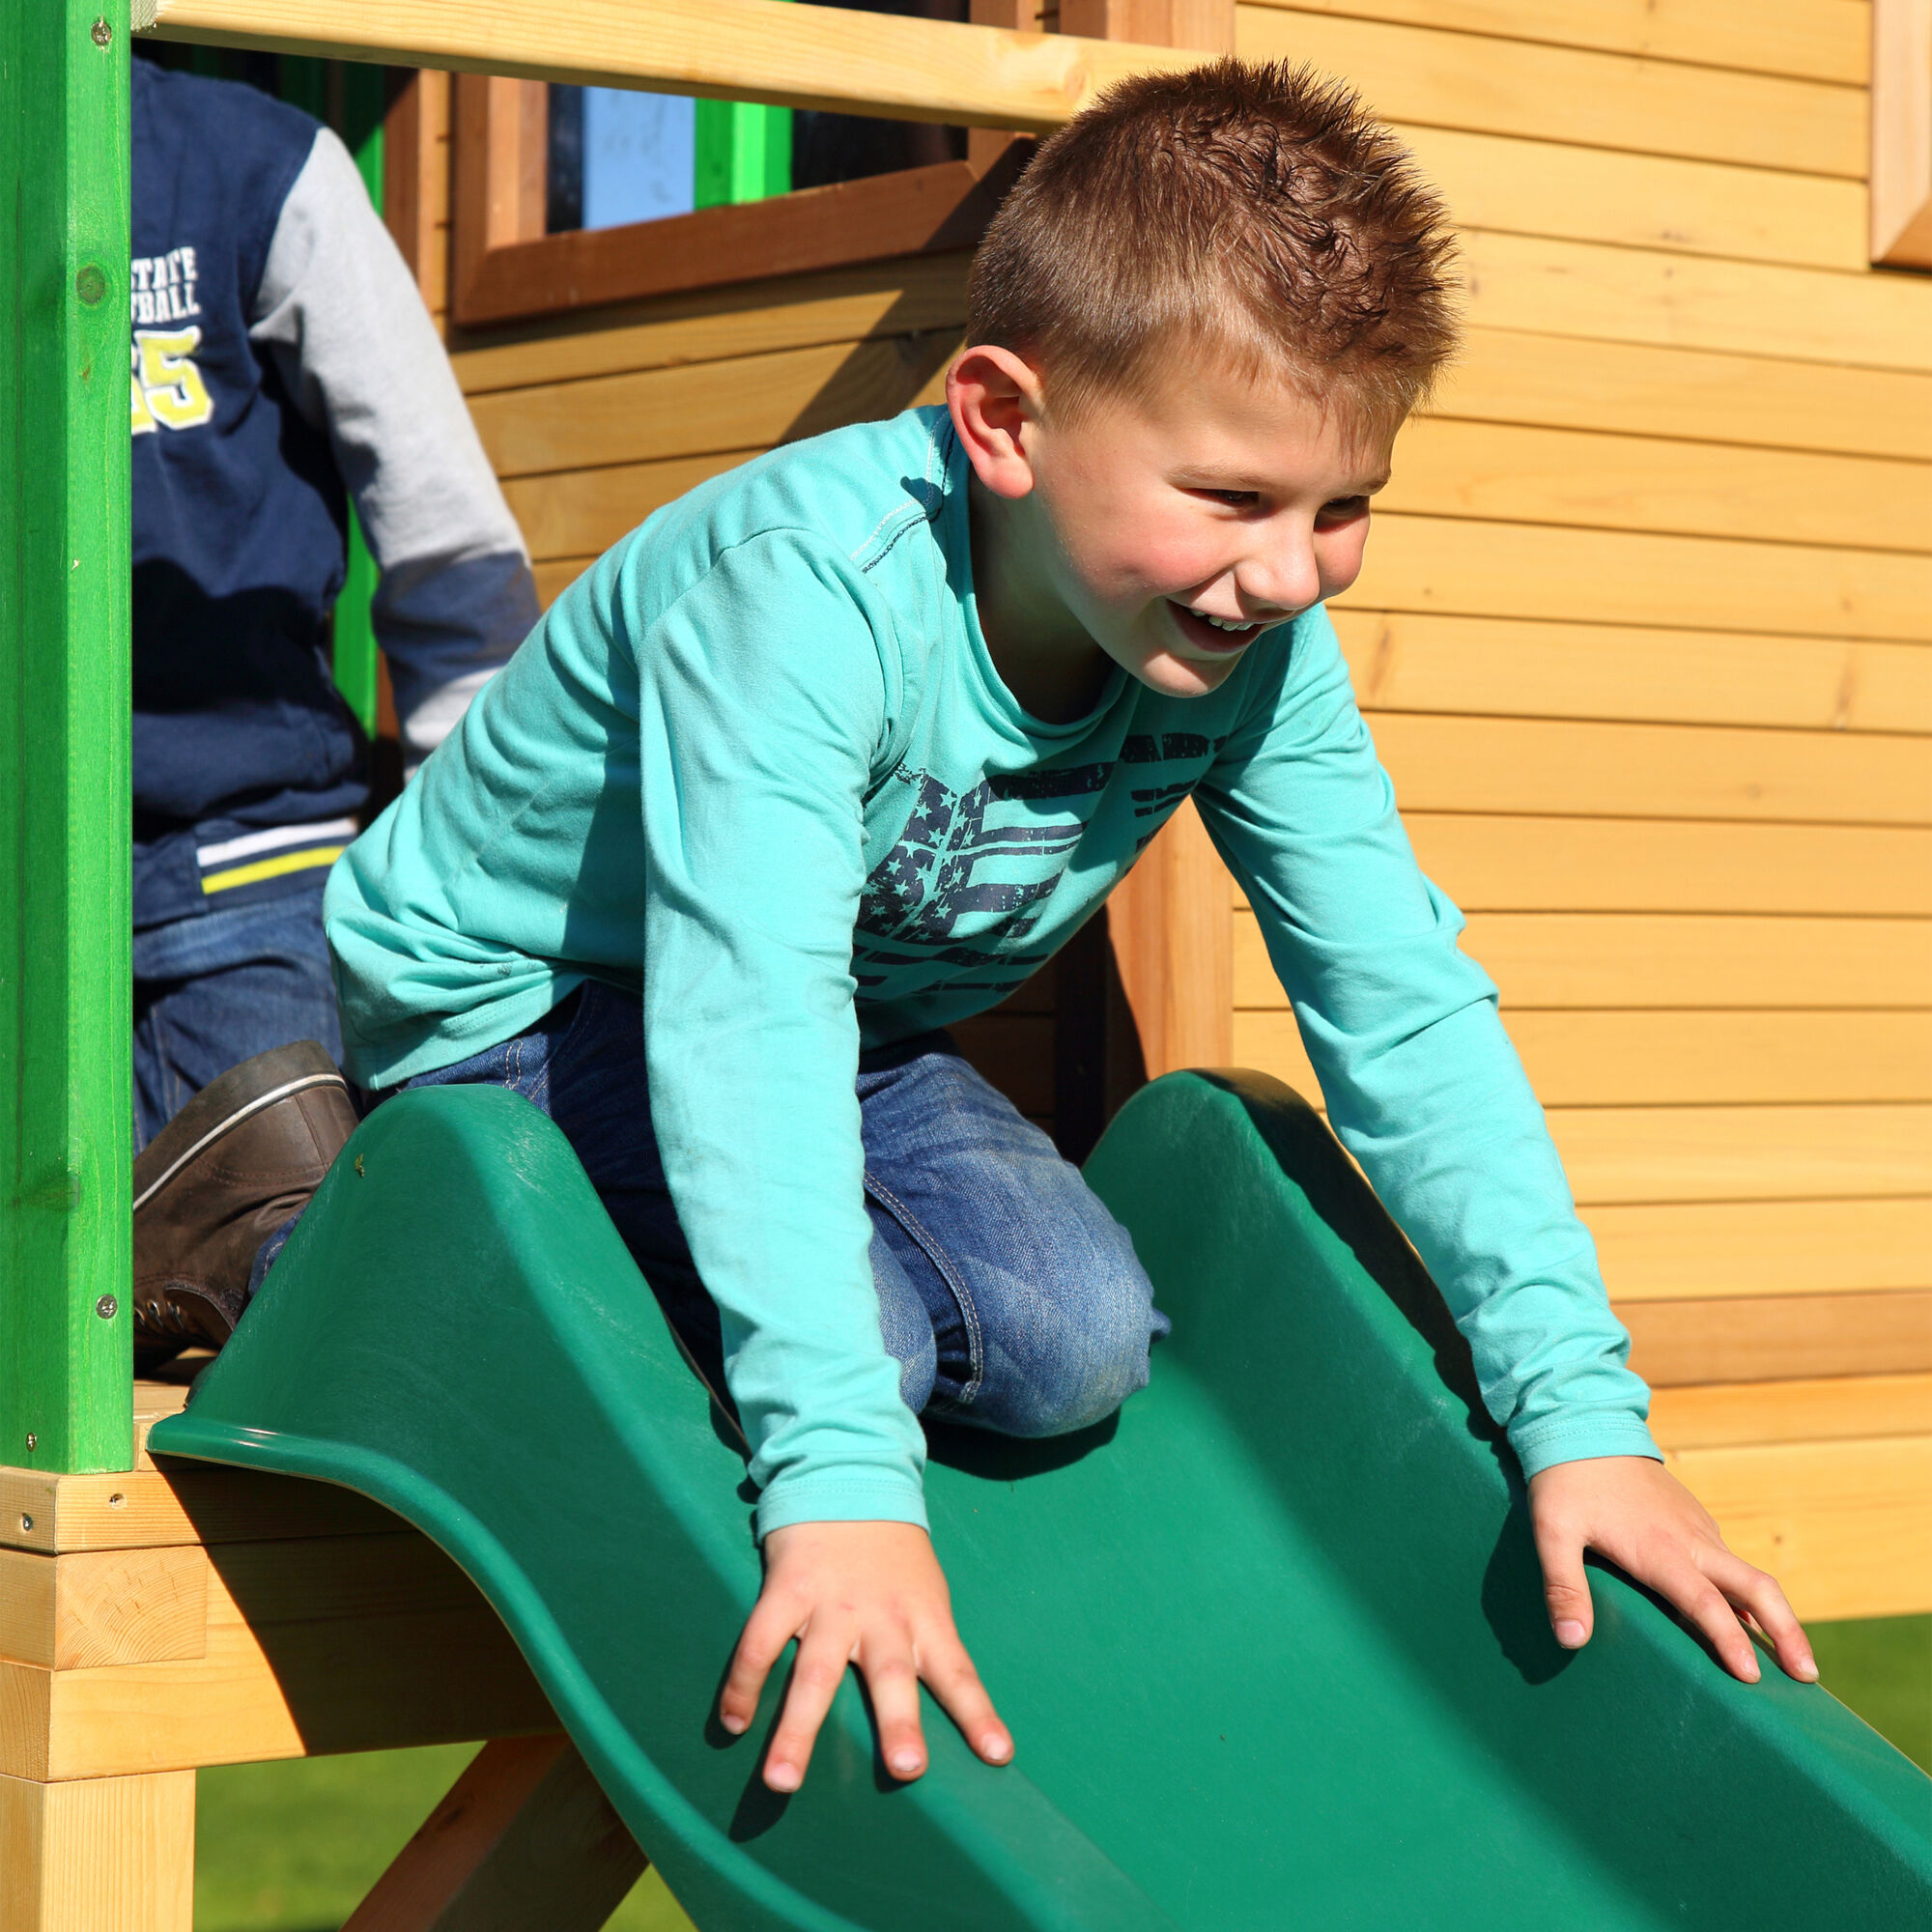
[260,61,1813,1788]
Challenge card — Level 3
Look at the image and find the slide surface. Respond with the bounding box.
[151,1072,1932,1930]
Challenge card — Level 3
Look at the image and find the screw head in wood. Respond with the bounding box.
[96,1293,118,1320]
[18,1517,31,1532]
[23,1435,36,1452]
[92,16,112,46]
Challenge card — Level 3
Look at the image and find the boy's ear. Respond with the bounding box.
[947,345,1043,501]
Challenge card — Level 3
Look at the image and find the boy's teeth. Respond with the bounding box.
[1190,609,1252,632]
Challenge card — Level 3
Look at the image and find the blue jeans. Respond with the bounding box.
[132,884,342,1149]
[404,980,1168,1438]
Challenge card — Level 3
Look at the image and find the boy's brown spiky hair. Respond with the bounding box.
[968,59,1460,423]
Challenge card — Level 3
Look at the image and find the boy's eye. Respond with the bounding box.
[1316,496,1371,526]
[1201,489,1259,507]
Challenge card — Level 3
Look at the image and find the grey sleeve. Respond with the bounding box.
[249,127,539,764]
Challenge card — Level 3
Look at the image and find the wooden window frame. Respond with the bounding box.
[449,71,1028,329]
[1873,0,1932,268]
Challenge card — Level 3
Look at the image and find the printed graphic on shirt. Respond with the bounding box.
[131,246,203,326]
[130,327,213,436]
[853,729,1229,995]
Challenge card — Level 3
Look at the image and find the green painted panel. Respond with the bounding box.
[694,99,793,210]
[0,0,134,1472]
[155,1073,1932,1927]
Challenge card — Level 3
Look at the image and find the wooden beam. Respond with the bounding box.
[0,1547,207,1671]
[133,0,1204,131]
[0,1768,193,1932]
[1623,1292,1932,1389]
[343,1736,646,1932]
[1872,0,1932,268]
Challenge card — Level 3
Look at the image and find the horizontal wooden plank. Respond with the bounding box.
[451,252,973,397]
[1369,713,1931,827]
[534,556,594,610]
[141,0,1201,131]
[0,1546,207,1671]
[1236,910,1932,1011]
[1623,1292,1932,1385]
[1236,0,1870,87]
[1399,122,1867,272]
[7,1533,557,1781]
[1347,515,1932,645]
[1649,1375,1932,1451]
[469,334,954,480]
[1233,1008,1932,1106]
[1385,417,1932,558]
[1233,7,1866,177]
[1430,329,1932,465]
[1400,814,1932,918]
[1591,1198,1932,1302]
[502,451,754,563]
[1329,611,1932,734]
[1662,1435,1932,1621]
[0,1462,406,1556]
[1456,231,1932,377]
[1548,1104,1932,1205]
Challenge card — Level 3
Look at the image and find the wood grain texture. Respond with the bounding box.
[343,1735,644,1932]
[1329,611,1932,734]
[1233,1008,1932,1106]
[1623,1293,1932,1385]
[1106,801,1234,1078]
[1590,1199,1932,1302]
[1346,515,1932,645]
[450,254,974,396]
[1398,121,1868,271]
[1871,0,1932,267]
[1457,230,1932,376]
[1366,712,1932,827]
[502,452,755,562]
[469,335,955,479]
[1233,7,1866,176]
[1383,416,1932,556]
[1662,1435,1932,1620]
[0,1548,206,1671]
[1236,909,1932,1010]
[533,558,596,610]
[139,0,1204,128]
[1650,1374,1932,1450]
[1546,1105,1932,1206]
[2,1533,555,1781]
[1429,329,1932,465]
[1234,0,1871,86]
[0,1768,194,1932]
[1396,814,1932,917]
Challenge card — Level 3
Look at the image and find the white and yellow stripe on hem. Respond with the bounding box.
[196,816,358,895]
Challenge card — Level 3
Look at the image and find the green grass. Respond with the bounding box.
[194,1617,1930,1929]
[193,1745,696,1932]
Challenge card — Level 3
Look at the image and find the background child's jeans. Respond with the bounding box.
[132,883,341,1148]
[403,980,1169,1439]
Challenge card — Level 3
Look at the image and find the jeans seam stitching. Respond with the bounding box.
[863,1171,984,1409]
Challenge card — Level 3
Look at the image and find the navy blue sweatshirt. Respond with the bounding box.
[130,59,536,926]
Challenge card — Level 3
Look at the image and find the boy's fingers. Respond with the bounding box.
[858,1640,929,1781]
[919,1627,1012,1764]
[720,1591,805,1733]
[1704,1548,1817,1682]
[1662,1563,1759,1683]
[1531,1521,1595,1650]
[763,1619,856,1793]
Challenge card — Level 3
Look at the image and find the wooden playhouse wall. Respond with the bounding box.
[390,0,1930,1622]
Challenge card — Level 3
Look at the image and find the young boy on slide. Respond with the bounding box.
[235,61,1819,1788]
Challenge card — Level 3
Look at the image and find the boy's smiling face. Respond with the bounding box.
[951,344,1396,720]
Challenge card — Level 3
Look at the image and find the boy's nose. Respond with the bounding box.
[1240,541,1322,619]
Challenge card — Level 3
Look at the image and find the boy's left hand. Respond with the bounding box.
[1528,1456,1818,1685]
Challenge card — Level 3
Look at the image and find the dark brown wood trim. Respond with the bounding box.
[449,71,1028,329]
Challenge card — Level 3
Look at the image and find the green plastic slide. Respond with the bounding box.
[150,1072,1932,1929]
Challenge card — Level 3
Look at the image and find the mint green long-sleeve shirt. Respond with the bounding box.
[327,407,1659,1536]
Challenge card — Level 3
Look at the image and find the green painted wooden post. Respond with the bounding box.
[329,63,386,737]
[0,0,134,1473]
[695,100,792,209]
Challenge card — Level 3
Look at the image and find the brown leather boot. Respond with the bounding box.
[132,1041,357,1369]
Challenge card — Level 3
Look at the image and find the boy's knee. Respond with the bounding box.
[1006,1238,1161,1438]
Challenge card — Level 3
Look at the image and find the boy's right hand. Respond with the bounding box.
[720,1520,1013,1793]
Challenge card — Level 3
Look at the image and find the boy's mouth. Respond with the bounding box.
[1168,600,1264,655]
